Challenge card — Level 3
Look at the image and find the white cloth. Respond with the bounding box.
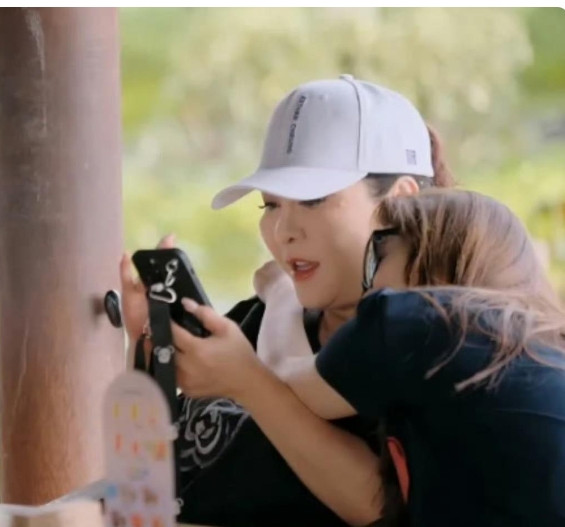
[253,261,313,374]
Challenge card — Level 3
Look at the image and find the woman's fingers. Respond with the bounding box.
[182,299,230,336]
[171,320,199,352]
[157,233,176,249]
[120,252,138,292]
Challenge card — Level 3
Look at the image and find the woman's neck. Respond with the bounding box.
[318,304,357,347]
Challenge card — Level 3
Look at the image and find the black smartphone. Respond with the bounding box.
[132,248,211,337]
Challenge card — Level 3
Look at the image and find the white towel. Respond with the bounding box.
[253,261,314,375]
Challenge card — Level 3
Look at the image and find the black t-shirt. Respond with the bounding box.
[176,297,380,527]
[316,289,565,527]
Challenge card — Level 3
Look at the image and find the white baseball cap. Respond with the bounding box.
[211,74,433,210]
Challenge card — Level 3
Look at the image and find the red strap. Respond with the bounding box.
[386,436,410,503]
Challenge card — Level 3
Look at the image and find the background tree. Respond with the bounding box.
[120,7,565,307]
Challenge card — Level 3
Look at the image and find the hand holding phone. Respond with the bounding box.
[132,248,211,337]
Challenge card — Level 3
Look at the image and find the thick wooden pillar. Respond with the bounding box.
[0,8,124,504]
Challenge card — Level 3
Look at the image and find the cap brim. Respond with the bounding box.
[211,167,367,210]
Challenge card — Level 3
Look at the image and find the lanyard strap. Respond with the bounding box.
[134,299,181,504]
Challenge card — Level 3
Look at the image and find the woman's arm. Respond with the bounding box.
[275,355,358,420]
[237,364,384,526]
[171,302,385,526]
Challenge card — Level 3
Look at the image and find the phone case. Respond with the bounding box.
[132,248,211,337]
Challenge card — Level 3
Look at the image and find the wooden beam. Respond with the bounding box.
[0,7,124,504]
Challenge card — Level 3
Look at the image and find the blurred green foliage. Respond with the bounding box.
[120,7,565,307]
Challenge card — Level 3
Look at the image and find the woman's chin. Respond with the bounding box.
[294,289,330,311]
[295,283,364,312]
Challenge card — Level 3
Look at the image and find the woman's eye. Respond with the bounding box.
[300,198,326,208]
[258,201,278,211]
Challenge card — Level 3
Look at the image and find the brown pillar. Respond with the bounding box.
[0,8,124,504]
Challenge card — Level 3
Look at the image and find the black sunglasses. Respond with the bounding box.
[362,227,400,293]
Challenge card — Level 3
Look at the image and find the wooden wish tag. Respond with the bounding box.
[102,371,177,527]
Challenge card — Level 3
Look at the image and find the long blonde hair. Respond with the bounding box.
[378,189,565,390]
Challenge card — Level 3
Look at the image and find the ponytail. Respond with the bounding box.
[427,124,455,188]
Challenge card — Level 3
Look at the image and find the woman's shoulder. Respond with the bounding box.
[355,289,458,367]
[357,288,453,330]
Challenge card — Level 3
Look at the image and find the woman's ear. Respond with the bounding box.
[388,176,419,198]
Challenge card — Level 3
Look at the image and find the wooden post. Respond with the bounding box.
[0,8,124,504]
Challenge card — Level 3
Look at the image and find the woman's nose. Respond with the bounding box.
[274,206,303,245]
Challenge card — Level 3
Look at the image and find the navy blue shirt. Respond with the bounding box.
[316,289,565,527]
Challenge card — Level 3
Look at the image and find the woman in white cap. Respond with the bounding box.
[120,75,453,527]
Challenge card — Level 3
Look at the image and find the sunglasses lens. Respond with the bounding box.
[364,242,377,288]
[362,228,399,292]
